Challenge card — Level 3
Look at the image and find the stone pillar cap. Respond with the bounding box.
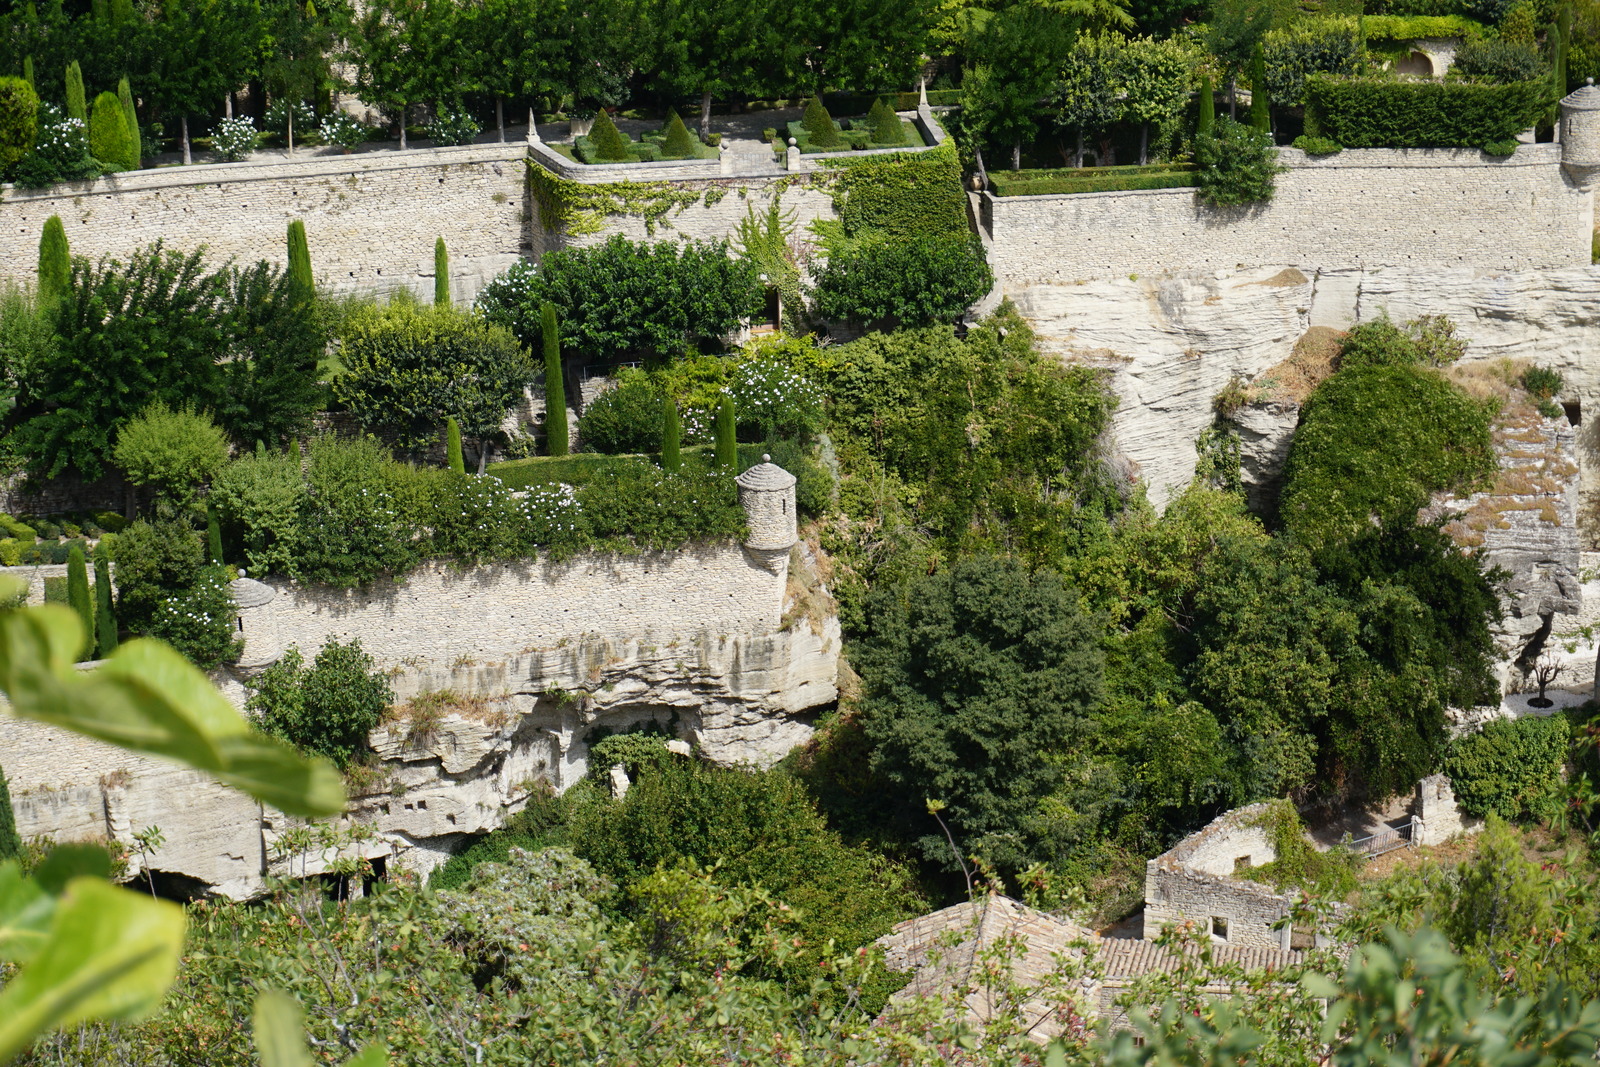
[1561,80,1600,110]
[735,458,796,491]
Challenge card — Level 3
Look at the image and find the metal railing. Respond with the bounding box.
[1349,817,1417,860]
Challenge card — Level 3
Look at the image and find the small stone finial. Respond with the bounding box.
[238,567,246,578]
[1590,77,1595,85]
[788,137,797,147]
[762,453,771,463]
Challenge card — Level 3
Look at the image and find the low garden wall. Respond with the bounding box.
[0,142,530,302]
[984,145,1591,283]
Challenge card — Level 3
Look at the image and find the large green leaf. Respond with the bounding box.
[0,589,344,817]
[0,875,184,1063]
[254,989,388,1067]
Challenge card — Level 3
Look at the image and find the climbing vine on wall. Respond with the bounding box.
[527,163,731,237]
[819,138,969,241]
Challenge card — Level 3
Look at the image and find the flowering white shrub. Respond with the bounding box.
[264,99,316,139]
[210,116,259,162]
[320,112,368,152]
[428,106,481,146]
[11,103,101,187]
[725,358,825,441]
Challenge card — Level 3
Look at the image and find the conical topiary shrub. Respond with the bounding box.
[661,108,696,158]
[89,90,136,170]
[801,97,839,147]
[588,109,631,161]
[868,98,904,144]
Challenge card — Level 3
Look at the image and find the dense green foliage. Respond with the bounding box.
[64,543,93,660]
[812,232,992,329]
[0,75,38,168]
[990,162,1197,197]
[0,763,17,862]
[111,403,230,502]
[1278,364,1496,548]
[477,236,761,364]
[1194,117,1282,206]
[1305,77,1551,149]
[7,242,325,478]
[248,639,394,769]
[661,395,681,472]
[285,220,313,306]
[1444,714,1572,821]
[93,549,117,658]
[433,237,449,306]
[587,108,632,160]
[578,369,664,454]
[63,59,84,123]
[801,96,841,147]
[88,89,135,170]
[855,556,1103,873]
[445,415,464,473]
[1454,36,1547,81]
[35,216,69,310]
[111,517,239,669]
[332,300,531,457]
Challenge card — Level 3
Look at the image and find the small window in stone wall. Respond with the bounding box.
[1234,854,1252,873]
[1211,916,1229,941]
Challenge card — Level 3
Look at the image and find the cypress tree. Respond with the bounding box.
[66,543,93,658]
[22,55,33,90]
[801,97,839,147]
[286,219,314,304]
[65,60,84,123]
[661,109,696,158]
[588,109,631,161]
[89,90,136,170]
[1249,43,1270,134]
[434,237,449,305]
[118,76,139,167]
[0,764,18,862]
[446,416,465,472]
[714,395,736,469]
[869,98,904,144]
[1197,75,1215,140]
[37,214,69,308]
[205,503,223,563]
[542,302,568,456]
[94,548,117,658]
[661,395,681,472]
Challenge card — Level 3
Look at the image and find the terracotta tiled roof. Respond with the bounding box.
[1097,936,1304,979]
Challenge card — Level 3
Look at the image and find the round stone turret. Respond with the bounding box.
[735,454,798,551]
[229,568,281,670]
[1560,79,1600,186]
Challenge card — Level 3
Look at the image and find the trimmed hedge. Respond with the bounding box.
[785,116,922,154]
[486,452,644,490]
[1362,13,1484,39]
[991,163,1198,197]
[1305,77,1549,149]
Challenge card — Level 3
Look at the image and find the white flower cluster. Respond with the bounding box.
[211,116,260,162]
[727,360,823,432]
[320,112,368,151]
[475,261,540,316]
[34,104,87,157]
[519,484,583,538]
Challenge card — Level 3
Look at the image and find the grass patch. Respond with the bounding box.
[487,452,647,489]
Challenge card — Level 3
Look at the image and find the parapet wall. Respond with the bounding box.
[985,146,1591,285]
[244,541,788,671]
[0,143,530,302]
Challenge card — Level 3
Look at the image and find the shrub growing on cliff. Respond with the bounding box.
[333,300,532,457]
[1443,714,1571,822]
[249,639,394,768]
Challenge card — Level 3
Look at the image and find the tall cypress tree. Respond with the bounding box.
[22,56,33,90]
[118,76,139,167]
[37,214,69,308]
[542,302,568,456]
[1249,43,1270,134]
[0,764,19,862]
[446,416,465,472]
[1197,75,1215,140]
[661,395,681,472]
[65,60,85,122]
[66,544,94,659]
[94,548,117,658]
[205,503,223,564]
[90,90,136,169]
[714,395,736,469]
[286,219,314,304]
[434,237,449,305]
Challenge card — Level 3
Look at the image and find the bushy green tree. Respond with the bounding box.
[433,236,449,305]
[478,236,762,364]
[577,369,662,454]
[812,233,992,329]
[1119,34,1196,164]
[542,301,568,457]
[111,401,230,502]
[1444,715,1571,822]
[88,89,136,170]
[333,301,531,457]
[856,555,1103,874]
[112,517,239,668]
[587,108,631,160]
[248,639,394,768]
[36,214,69,309]
[1194,116,1282,206]
[1054,33,1124,167]
[0,74,38,168]
[961,4,1074,169]
[65,542,93,659]
[212,259,328,448]
[208,448,306,578]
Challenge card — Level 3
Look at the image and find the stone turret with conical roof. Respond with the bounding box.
[1561,79,1600,187]
[229,568,281,669]
[736,454,797,573]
